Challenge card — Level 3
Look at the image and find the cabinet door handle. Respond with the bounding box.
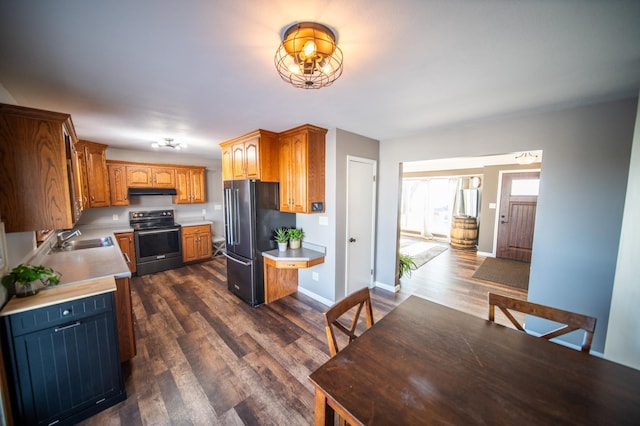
[55,321,81,332]
[123,252,131,264]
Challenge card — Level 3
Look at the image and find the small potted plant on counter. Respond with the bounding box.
[274,228,289,251]
[2,263,61,297]
[288,228,304,249]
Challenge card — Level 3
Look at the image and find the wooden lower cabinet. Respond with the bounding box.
[115,232,136,273]
[113,233,137,362]
[182,224,212,262]
[114,277,136,362]
[1,292,125,425]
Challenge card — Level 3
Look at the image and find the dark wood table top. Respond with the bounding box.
[309,296,640,425]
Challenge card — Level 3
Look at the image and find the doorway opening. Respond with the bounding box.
[398,151,543,288]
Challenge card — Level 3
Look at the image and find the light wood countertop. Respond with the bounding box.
[0,276,116,316]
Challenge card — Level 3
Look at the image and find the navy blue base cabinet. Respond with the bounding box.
[2,292,126,425]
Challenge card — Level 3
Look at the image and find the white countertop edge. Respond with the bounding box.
[262,247,325,261]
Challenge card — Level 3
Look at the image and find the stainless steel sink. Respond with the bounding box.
[49,236,114,253]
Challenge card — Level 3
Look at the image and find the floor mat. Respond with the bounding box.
[472,257,530,290]
[400,241,448,269]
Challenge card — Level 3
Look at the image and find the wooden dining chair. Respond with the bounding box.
[324,287,374,356]
[488,292,597,353]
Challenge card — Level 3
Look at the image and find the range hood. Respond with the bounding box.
[128,187,177,196]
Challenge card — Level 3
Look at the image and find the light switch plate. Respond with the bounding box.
[489,203,497,209]
[112,214,118,221]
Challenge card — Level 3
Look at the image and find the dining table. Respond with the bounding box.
[308,295,640,425]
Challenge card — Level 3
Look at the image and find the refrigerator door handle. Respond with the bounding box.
[225,188,239,246]
[232,188,240,245]
[223,252,252,266]
[224,188,232,246]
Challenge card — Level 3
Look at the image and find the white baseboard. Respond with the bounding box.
[374,281,399,293]
[524,328,603,357]
[297,286,333,307]
[477,251,494,257]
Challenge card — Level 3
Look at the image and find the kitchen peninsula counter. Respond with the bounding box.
[262,245,325,304]
[262,246,325,263]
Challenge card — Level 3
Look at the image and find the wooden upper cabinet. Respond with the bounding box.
[174,167,206,204]
[152,166,175,188]
[189,167,206,203]
[107,161,129,206]
[219,129,279,182]
[77,140,110,208]
[0,103,80,232]
[125,164,175,188]
[126,165,153,187]
[278,124,326,213]
[221,144,233,181]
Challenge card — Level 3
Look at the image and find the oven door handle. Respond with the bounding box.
[136,228,179,236]
[223,252,251,266]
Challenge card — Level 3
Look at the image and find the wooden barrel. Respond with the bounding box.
[450,216,478,250]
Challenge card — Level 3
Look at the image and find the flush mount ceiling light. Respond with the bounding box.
[151,138,187,151]
[515,151,539,165]
[274,21,343,89]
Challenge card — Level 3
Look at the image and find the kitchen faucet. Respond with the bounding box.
[56,229,82,248]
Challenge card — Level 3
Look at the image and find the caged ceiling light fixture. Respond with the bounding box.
[274,21,343,89]
[151,138,187,151]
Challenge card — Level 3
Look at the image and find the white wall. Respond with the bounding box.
[376,98,638,353]
[297,128,380,304]
[605,93,640,369]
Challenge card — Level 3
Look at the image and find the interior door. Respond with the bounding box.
[346,157,377,296]
[496,171,540,262]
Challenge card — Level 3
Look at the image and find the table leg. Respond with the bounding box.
[314,388,335,426]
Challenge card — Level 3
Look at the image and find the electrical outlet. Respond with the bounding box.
[214,204,222,210]
[112,214,118,221]
[202,209,206,215]
[312,272,319,282]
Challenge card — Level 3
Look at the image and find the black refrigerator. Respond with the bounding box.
[223,180,295,306]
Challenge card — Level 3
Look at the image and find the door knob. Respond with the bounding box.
[349,238,356,243]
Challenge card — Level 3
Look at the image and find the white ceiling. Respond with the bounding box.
[1,1,639,160]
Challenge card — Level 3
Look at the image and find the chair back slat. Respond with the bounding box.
[488,292,597,353]
[323,287,374,356]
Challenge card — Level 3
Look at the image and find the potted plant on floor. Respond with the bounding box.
[2,264,61,297]
[274,228,289,251]
[398,253,417,279]
[288,228,304,249]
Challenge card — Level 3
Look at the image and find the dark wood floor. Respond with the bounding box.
[80,247,526,425]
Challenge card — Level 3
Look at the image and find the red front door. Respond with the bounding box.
[496,172,539,262]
